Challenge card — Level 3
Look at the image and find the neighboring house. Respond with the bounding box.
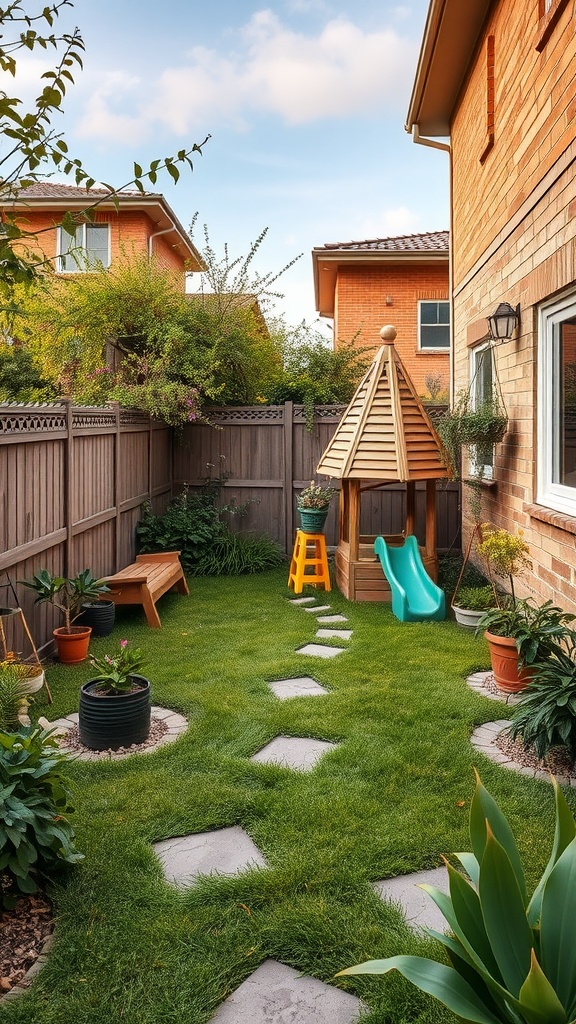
[407,0,576,609]
[312,232,450,398]
[7,182,204,285]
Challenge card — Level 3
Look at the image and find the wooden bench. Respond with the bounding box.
[103,552,189,629]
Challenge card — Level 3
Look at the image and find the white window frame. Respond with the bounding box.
[57,222,110,272]
[417,300,450,351]
[537,288,576,516]
[469,340,495,481]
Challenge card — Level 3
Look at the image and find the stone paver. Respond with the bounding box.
[154,825,266,886]
[209,959,364,1024]
[288,596,318,604]
[470,721,576,786]
[296,643,346,658]
[48,706,188,761]
[268,677,329,699]
[303,604,331,613]
[316,628,353,640]
[316,614,348,623]
[374,867,449,933]
[251,735,338,771]
[466,671,521,705]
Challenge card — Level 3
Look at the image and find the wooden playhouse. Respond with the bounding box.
[317,326,450,601]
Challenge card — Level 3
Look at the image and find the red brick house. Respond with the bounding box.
[8,182,204,285]
[407,0,576,609]
[312,232,449,398]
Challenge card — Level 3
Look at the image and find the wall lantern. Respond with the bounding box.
[487,302,520,343]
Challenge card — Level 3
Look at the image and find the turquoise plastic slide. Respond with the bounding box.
[374,534,445,622]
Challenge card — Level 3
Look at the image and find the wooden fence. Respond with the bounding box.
[1,401,460,651]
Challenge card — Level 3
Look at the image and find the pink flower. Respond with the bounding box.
[120,640,128,648]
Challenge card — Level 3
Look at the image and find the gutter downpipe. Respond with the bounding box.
[412,124,454,405]
[148,224,175,261]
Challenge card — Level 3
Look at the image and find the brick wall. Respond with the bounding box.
[450,0,576,611]
[333,262,449,397]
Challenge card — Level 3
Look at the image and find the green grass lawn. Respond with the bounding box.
[2,567,572,1024]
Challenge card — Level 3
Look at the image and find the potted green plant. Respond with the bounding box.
[78,640,150,751]
[436,389,508,480]
[339,772,576,1024]
[21,569,109,664]
[0,657,45,695]
[509,644,576,763]
[452,584,497,629]
[296,480,338,533]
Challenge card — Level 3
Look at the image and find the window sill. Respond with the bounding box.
[463,477,497,490]
[524,501,576,536]
[535,0,570,51]
[416,349,450,356]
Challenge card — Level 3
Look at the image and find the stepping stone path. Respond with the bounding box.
[296,643,346,658]
[317,614,348,623]
[466,670,521,705]
[268,676,329,699]
[316,628,352,640]
[288,596,318,605]
[209,958,364,1024]
[154,826,266,886]
[303,604,331,613]
[251,735,339,771]
[374,867,449,934]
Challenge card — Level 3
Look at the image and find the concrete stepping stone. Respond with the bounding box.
[288,596,317,604]
[466,671,521,705]
[251,735,339,771]
[154,825,266,886]
[303,604,331,613]
[316,628,352,640]
[317,614,348,623]
[296,643,346,658]
[209,958,364,1024]
[374,867,449,933]
[268,677,329,699]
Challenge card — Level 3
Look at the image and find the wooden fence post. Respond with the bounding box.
[283,401,294,552]
[63,398,73,577]
[114,402,121,572]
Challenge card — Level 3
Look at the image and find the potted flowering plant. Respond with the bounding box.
[78,640,151,751]
[296,480,338,533]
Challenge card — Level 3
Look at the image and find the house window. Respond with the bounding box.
[538,291,576,516]
[536,0,570,50]
[57,223,110,272]
[418,301,450,350]
[470,341,495,479]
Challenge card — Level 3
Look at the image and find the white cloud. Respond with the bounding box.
[77,10,417,141]
[359,205,421,237]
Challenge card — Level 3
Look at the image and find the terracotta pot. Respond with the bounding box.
[53,625,92,664]
[484,630,534,693]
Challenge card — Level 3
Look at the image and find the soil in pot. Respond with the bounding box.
[78,674,151,751]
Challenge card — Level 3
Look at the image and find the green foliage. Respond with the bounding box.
[437,390,508,480]
[0,664,30,730]
[340,773,576,1024]
[296,480,338,510]
[510,648,576,761]
[0,343,48,401]
[88,640,146,694]
[453,586,497,612]
[193,532,284,576]
[478,599,576,666]
[0,725,83,907]
[438,555,490,597]
[20,568,109,631]
[0,4,206,306]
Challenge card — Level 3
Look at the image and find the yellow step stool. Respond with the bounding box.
[288,530,331,594]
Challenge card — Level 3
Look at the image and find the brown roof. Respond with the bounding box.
[319,231,449,254]
[317,336,449,483]
[7,183,205,270]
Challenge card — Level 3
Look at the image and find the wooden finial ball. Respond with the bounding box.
[379,325,397,343]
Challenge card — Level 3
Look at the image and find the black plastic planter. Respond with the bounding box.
[77,600,115,637]
[78,675,151,750]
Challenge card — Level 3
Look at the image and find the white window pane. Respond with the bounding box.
[85,224,110,267]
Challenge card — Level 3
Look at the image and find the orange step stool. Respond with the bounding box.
[288,530,331,594]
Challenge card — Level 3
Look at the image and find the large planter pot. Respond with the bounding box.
[77,600,115,637]
[452,606,486,630]
[17,666,45,694]
[484,630,533,693]
[78,674,151,751]
[53,625,92,664]
[297,507,329,533]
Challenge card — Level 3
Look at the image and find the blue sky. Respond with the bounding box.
[17,0,449,332]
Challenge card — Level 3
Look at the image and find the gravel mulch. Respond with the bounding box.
[59,715,169,757]
[495,729,576,780]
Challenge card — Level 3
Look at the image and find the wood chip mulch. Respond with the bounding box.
[0,889,53,996]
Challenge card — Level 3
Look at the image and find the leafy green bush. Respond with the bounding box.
[0,664,30,730]
[510,648,576,760]
[137,477,281,575]
[453,585,497,611]
[478,598,576,666]
[438,555,489,597]
[340,772,576,1024]
[0,726,83,907]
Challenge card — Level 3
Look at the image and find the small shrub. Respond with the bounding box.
[453,585,496,611]
[510,648,576,761]
[0,664,30,730]
[193,532,284,576]
[0,726,83,907]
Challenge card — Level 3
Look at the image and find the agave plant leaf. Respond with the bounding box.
[517,950,568,1024]
[337,956,503,1023]
[478,824,534,997]
[454,850,480,887]
[528,778,576,927]
[470,770,527,904]
[540,837,576,1016]
[425,928,512,1020]
[445,859,503,982]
